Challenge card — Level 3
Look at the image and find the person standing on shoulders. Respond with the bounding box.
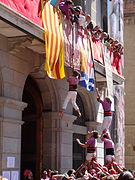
[96,88,112,133]
[60,70,81,118]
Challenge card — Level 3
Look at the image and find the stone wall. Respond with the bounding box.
[124,23,135,169]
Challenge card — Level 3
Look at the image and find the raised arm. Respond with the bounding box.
[96,88,100,99]
[76,138,88,148]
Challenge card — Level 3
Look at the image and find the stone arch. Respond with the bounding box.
[28,73,62,170]
[33,75,62,112]
[77,88,97,122]
[21,75,43,180]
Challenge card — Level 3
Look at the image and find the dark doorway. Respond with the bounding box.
[21,76,43,180]
[73,133,85,170]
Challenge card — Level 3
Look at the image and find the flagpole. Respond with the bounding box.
[71,21,75,70]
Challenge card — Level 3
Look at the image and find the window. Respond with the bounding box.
[101,0,108,32]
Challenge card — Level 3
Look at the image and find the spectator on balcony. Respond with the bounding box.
[93,25,100,32]
[116,43,124,56]
[111,39,118,47]
[71,6,81,24]
[106,38,114,50]
[78,14,91,28]
[75,6,85,15]
[92,29,102,41]
[100,32,109,43]
[87,21,94,33]
[59,0,74,19]
[102,33,110,44]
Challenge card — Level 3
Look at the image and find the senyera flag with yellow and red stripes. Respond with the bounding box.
[41,0,65,79]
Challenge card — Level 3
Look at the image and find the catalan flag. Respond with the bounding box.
[41,0,65,79]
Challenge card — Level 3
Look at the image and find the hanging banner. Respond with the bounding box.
[108,0,124,167]
[108,0,124,43]
[41,0,65,79]
[78,28,95,91]
[114,85,125,167]
[63,19,80,70]
[103,45,114,111]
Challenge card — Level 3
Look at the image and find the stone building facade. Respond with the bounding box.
[0,0,124,180]
[124,0,135,170]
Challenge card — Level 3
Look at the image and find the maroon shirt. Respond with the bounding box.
[59,2,72,19]
[67,76,79,91]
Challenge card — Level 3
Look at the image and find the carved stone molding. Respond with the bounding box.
[8,36,33,53]
[0,117,24,125]
[85,121,101,131]
[0,96,27,111]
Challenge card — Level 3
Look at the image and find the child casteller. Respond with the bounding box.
[60,70,81,118]
[96,88,112,132]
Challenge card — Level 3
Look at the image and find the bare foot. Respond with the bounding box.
[76,110,81,117]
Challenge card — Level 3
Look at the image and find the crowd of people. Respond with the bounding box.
[21,128,134,180]
[22,107,133,180]
[22,142,135,180]
[57,0,124,59]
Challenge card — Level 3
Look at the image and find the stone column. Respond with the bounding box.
[0,97,27,178]
[42,112,76,173]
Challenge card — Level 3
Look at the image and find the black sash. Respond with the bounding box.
[104,111,112,117]
[87,147,96,153]
[106,148,115,155]
[69,84,77,91]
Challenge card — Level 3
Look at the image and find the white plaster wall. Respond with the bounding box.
[90,0,102,27]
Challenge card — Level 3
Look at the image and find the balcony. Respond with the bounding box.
[0,2,124,84]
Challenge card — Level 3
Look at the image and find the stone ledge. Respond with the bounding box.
[0,96,27,110]
[0,117,24,125]
[94,61,125,85]
[44,112,76,122]
[85,121,102,129]
[73,124,87,134]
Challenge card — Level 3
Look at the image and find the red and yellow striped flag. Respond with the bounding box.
[41,0,65,79]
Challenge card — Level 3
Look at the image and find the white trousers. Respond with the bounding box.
[101,116,112,131]
[86,152,96,161]
[62,91,79,111]
[106,155,115,163]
